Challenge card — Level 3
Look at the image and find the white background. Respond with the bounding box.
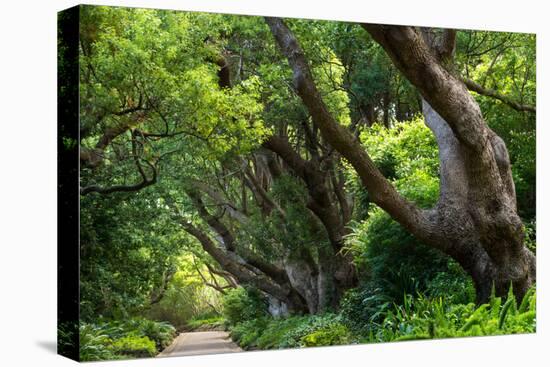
[0,0,547,366]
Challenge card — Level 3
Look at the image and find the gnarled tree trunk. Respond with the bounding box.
[266,18,535,303]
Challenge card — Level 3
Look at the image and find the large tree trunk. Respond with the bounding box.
[365,25,536,302]
[422,100,535,302]
[266,18,536,303]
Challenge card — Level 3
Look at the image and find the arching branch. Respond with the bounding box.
[178,219,306,310]
[185,188,290,284]
[80,135,157,195]
[263,134,347,252]
[462,77,536,113]
[265,17,434,245]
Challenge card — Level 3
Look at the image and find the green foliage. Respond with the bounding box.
[300,324,350,347]
[79,323,118,361]
[254,317,307,349]
[369,286,536,343]
[110,335,157,358]
[129,318,176,350]
[509,130,536,219]
[327,21,418,124]
[276,314,350,348]
[347,206,473,303]
[223,287,268,326]
[79,318,176,361]
[80,192,185,320]
[227,286,535,351]
[339,286,393,334]
[229,313,351,350]
[186,313,225,330]
[348,117,440,219]
[229,318,270,349]
[524,219,536,254]
[239,174,329,263]
[147,255,226,329]
[58,321,78,359]
[79,5,269,176]
[425,261,477,305]
[360,117,440,183]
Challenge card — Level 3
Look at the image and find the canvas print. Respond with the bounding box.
[58,4,536,362]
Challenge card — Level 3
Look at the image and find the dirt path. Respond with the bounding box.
[157,331,242,357]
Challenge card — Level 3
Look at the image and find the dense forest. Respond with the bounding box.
[63,5,536,360]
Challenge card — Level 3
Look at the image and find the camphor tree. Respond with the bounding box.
[265,18,535,302]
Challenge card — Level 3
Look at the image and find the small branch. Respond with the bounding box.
[80,135,158,195]
[189,179,249,225]
[205,262,238,288]
[149,267,176,305]
[462,77,536,113]
[193,256,229,295]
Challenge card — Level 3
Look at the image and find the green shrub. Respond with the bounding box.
[79,323,117,361]
[79,317,176,361]
[339,286,392,335]
[110,335,157,358]
[94,317,176,351]
[524,219,536,254]
[229,318,270,349]
[187,315,225,330]
[126,318,176,350]
[255,316,308,349]
[425,261,476,305]
[223,287,268,326]
[508,129,536,219]
[301,324,350,347]
[274,314,350,349]
[359,117,440,185]
[228,313,352,350]
[347,207,465,302]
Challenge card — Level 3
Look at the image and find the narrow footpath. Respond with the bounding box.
[157,331,242,357]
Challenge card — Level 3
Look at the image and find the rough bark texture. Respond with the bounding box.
[266,18,536,303]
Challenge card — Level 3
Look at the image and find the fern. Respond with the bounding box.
[499,298,515,329]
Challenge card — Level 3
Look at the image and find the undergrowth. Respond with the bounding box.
[79,317,176,361]
[227,285,536,350]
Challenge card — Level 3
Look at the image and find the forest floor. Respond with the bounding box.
[157,331,242,357]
